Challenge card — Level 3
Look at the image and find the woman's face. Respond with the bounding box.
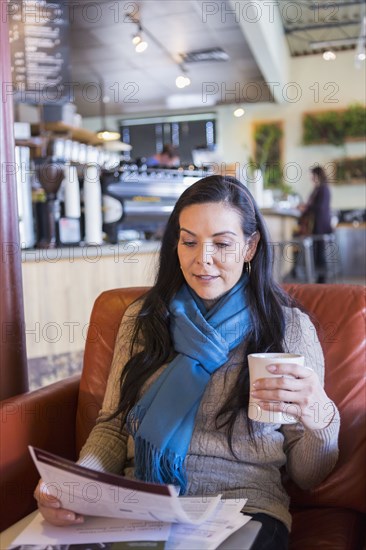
[177,202,258,304]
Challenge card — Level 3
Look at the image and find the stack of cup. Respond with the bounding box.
[83,163,103,245]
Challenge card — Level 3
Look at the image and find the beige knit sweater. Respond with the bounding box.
[79,301,340,531]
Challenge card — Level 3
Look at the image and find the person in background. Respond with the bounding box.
[296,165,333,283]
[145,143,180,167]
[35,176,339,550]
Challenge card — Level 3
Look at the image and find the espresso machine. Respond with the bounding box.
[101,164,210,243]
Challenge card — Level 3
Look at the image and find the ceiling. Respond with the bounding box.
[280,0,366,56]
[68,0,366,117]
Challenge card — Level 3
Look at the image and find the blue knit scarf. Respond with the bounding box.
[126,275,251,492]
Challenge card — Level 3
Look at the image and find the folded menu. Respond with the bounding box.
[29,447,224,525]
[16,447,251,550]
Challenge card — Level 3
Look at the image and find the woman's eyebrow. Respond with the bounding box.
[179,228,238,236]
[212,231,238,236]
[179,227,196,236]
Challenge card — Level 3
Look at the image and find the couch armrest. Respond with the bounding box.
[0,374,80,531]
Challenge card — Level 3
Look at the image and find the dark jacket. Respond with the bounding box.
[300,184,332,235]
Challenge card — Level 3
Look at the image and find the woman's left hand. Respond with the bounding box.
[251,363,336,430]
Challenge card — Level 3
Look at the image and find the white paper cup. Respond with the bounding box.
[248,353,305,424]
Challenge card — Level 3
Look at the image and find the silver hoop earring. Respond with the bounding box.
[246,261,251,276]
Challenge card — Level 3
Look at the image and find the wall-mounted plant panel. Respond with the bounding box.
[253,121,284,190]
[333,157,366,185]
[303,104,366,146]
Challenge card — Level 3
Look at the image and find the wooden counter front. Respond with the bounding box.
[262,209,298,243]
[21,242,159,359]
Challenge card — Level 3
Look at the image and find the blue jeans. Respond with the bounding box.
[250,513,289,550]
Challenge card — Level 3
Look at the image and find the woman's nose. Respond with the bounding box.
[196,242,215,264]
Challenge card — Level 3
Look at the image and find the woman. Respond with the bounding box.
[35,176,339,549]
[297,166,333,283]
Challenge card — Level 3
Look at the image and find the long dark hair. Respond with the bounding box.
[112,175,294,452]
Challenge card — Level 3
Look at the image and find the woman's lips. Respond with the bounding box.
[194,274,219,281]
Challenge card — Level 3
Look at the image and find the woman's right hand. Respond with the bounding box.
[34,479,84,526]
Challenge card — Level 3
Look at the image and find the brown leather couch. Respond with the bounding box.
[1,284,365,549]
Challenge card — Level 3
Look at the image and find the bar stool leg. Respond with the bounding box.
[303,237,315,283]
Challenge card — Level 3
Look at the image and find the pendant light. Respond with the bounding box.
[96,80,121,142]
[233,107,245,118]
[175,64,191,88]
[132,22,148,53]
[322,49,336,61]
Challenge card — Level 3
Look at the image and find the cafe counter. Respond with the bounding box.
[21,241,159,361]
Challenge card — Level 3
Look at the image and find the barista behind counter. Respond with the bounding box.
[144,144,180,168]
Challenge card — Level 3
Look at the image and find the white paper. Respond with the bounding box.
[29,447,222,525]
[9,512,170,548]
[166,499,250,550]
[23,447,250,550]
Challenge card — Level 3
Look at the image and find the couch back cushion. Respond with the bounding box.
[283,284,365,514]
[75,287,148,452]
[76,284,365,513]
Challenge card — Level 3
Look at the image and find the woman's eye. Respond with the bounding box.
[215,242,231,248]
[182,241,196,247]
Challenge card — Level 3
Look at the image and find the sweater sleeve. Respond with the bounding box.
[281,307,340,490]
[77,301,141,474]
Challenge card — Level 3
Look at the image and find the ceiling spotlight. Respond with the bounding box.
[323,50,336,61]
[355,14,366,67]
[175,63,191,88]
[175,75,191,88]
[234,107,245,118]
[132,33,142,46]
[135,39,148,53]
[175,76,187,88]
[132,21,148,52]
[183,75,191,86]
[175,75,186,88]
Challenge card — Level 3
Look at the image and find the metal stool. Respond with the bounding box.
[311,233,341,283]
[274,234,340,284]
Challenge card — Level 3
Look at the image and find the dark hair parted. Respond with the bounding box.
[112,175,295,453]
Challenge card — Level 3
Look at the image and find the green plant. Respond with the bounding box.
[303,104,366,146]
[253,123,286,190]
[303,112,344,146]
[343,104,366,138]
[334,157,366,185]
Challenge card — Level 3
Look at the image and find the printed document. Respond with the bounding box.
[30,447,229,524]
[9,447,251,550]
